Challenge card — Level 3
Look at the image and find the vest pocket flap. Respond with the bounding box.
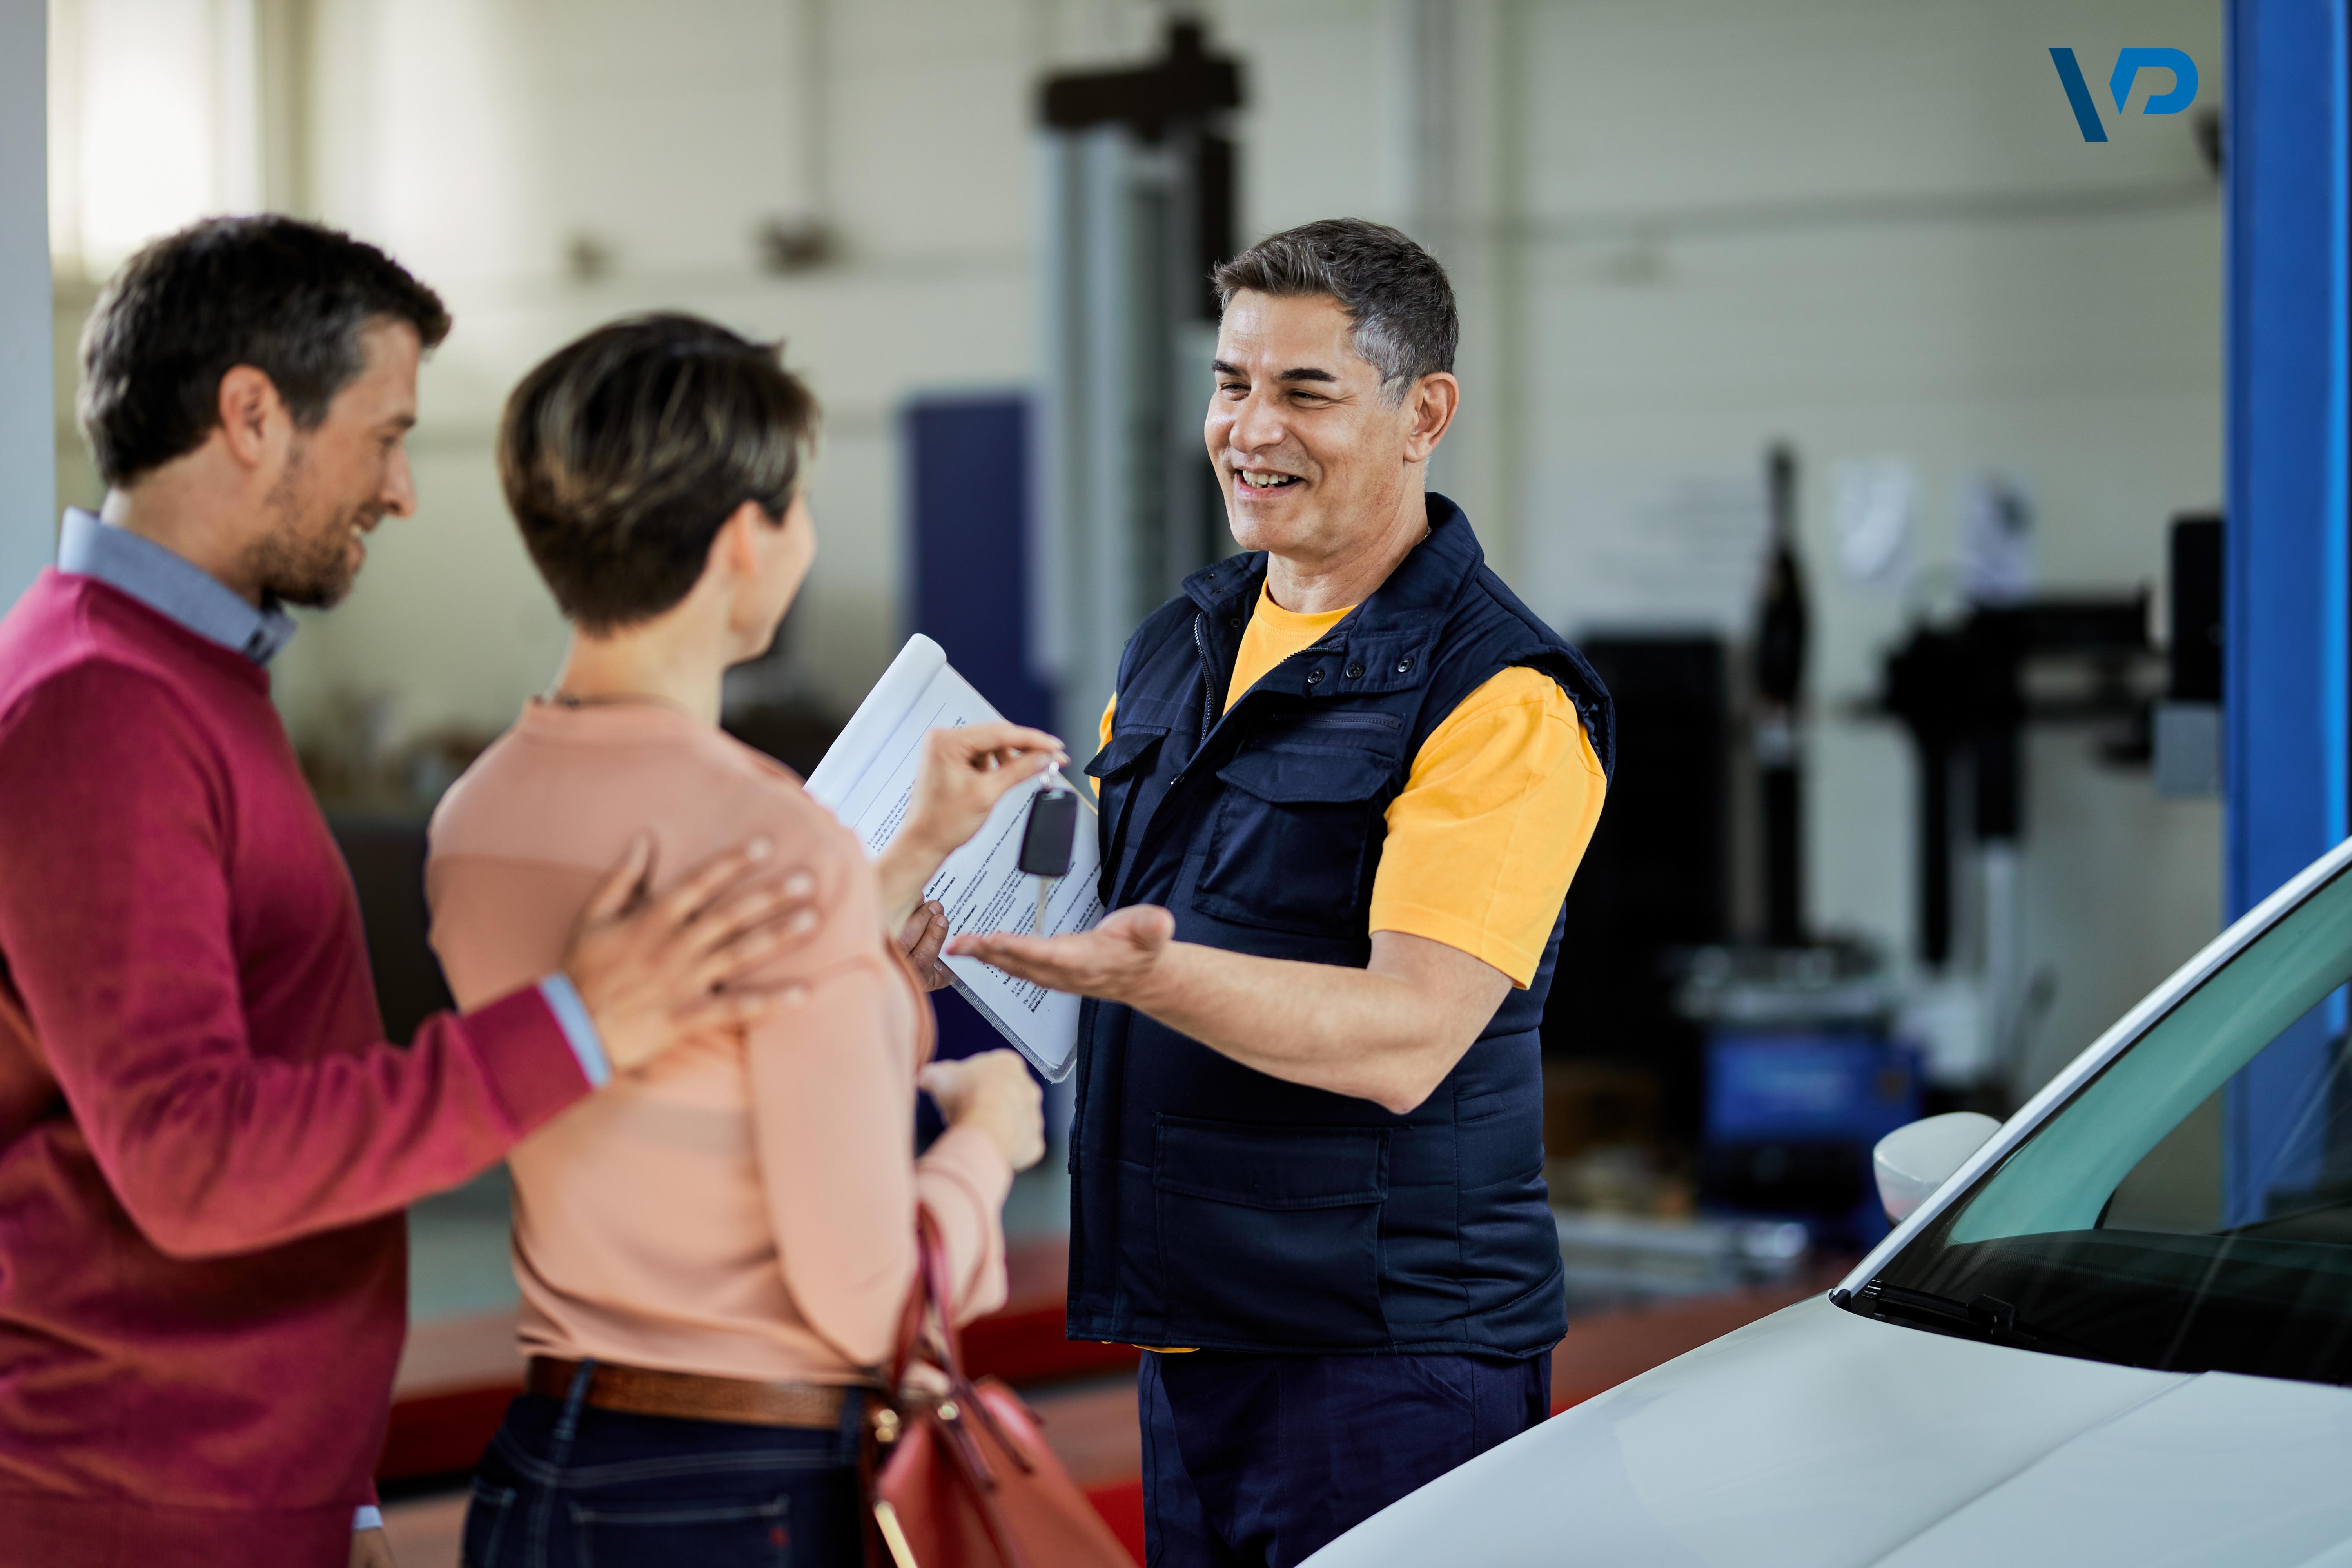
[1213,746,1390,805]
[1154,1116,1389,1209]
[1085,727,1165,779]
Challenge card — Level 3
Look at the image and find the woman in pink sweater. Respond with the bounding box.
[426,314,1057,1568]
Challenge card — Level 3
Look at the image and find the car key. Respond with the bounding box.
[1018,785,1079,933]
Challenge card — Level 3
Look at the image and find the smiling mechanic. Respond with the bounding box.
[950,220,1614,1566]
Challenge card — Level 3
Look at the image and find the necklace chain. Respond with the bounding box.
[543,688,693,715]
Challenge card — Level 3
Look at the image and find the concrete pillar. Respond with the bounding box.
[0,0,55,603]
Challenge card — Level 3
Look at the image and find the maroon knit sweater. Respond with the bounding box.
[0,572,590,1566]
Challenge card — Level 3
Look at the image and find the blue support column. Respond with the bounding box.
[2223,0,2351,1222]
[903,394,1052,1081]
[904,394,1052,731]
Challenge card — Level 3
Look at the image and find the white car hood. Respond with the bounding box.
[1304,1296,2352,1568]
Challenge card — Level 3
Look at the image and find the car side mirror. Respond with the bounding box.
[1873,1112,2002,1223]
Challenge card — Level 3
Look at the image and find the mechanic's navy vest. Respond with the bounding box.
[1066,495,1615,1357]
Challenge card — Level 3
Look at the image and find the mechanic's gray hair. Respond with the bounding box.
[1211,219,1457,404]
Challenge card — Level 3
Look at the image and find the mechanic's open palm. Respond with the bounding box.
[947,904,1175,1003]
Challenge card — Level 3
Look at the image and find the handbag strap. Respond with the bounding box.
[912,1210,1036,1475]
[884,1238,931,1396]
[915,1209,971,1386]
[887,1207,984,1396]
[884,1207,950,1394]
[866,1210,1040,1568]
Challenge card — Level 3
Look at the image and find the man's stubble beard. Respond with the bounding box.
[241,442,376,610]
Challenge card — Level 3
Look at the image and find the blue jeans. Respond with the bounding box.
[1138,1347,1552,1568]
[461,1367,866,1568]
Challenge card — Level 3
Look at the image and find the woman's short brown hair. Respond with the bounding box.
[499,314,818,633]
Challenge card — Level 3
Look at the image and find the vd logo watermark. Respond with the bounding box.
[2049,47,2199,141]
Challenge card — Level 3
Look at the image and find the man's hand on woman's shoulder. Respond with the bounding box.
[561,833,824,1073]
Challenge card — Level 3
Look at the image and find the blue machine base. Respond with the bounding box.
[1700,1029,1922,1251]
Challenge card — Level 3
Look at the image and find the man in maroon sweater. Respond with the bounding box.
[0,219,820,1566]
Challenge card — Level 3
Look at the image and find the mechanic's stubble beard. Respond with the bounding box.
[1221,424,1412,570]
[241,439,378,610]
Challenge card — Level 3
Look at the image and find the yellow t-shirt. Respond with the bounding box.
[1097,582,1606,987]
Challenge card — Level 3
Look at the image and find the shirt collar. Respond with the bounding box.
[1180,492,1485,634]
[56,508,298,667]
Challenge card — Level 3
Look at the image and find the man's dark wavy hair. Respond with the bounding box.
[499,314,819,633]
[77,216,451,486]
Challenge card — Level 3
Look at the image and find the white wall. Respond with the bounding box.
[2,0,54,601]
[273,0,1454,739]
[1490,0,2225,1087]
[275,0,1067,736]
[49,0,2225,1094]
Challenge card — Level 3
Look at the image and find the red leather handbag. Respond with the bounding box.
[863,1212,1133,1568]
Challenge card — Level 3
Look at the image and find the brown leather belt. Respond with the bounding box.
[526,1356,858,1430]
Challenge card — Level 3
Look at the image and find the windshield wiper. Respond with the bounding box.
[1837,1280,2128,1365]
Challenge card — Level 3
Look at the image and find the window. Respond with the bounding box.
[47,0,261,276]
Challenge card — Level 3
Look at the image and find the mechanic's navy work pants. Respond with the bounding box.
[1137,1346,1553,1567]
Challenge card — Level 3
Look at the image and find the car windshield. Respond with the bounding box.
[1849,859,2352,1387]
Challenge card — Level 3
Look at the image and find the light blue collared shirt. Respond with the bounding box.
[56,508,299,665]
[56,509,611,1532]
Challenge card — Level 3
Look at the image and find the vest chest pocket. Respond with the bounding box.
[1083,726,1167,895]
[1194,743,1393,936]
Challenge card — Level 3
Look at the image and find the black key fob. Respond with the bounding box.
[1018,788,1079,878]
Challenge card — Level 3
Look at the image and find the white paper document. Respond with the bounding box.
[804,635,1102,1080]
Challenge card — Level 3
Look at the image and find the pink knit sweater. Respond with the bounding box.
[426,700,1011,1385]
